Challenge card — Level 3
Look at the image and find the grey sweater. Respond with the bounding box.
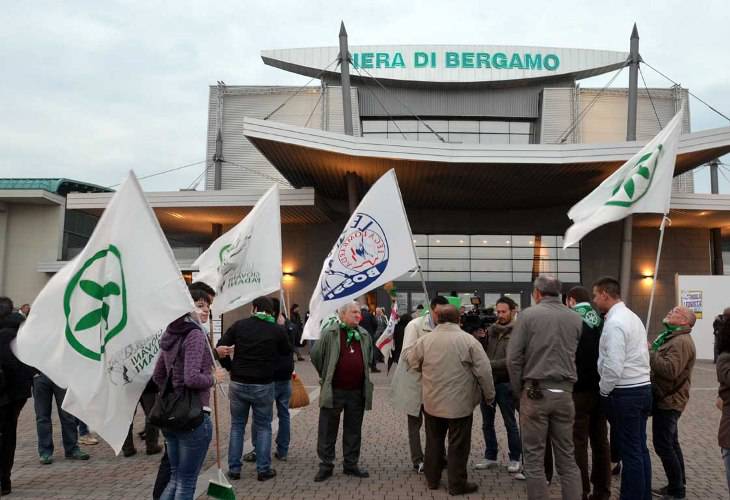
[507,296,583,395]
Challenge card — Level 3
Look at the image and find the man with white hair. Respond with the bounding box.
[650,305,696,500]
[311,301,373,482]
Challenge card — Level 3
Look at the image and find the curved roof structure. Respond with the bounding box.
[261,45,629,86]
[242,117,730,210]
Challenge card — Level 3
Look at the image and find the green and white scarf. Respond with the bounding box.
[651,321,684,352]
[340,322,361,346]
[573,302,602,329]
[252,311,275,324]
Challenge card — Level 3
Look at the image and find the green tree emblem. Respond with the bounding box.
[605,144,664,208]
[64,244,127,361]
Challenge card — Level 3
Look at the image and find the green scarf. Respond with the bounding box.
[573,302,602,329]
[651,321,684,352]
[253,312,275,324]
[340,322,361,345]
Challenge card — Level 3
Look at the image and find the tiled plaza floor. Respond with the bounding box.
[4,359,727,499]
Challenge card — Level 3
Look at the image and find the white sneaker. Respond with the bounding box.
[507,460,521,473]
[474,459,498,470]
[78,435,99,446]
[514,472,526,480]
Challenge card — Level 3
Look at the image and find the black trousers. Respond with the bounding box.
[122,392,159,454]
[652,408,686,497]
[424,411,473,493]
[316,389,364,470]
[0,399,27,488]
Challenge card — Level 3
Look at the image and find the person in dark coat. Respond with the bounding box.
[359,306,380,373]
[0,297,34,495]
[389,313,412,372]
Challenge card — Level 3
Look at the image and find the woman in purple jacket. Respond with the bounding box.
[152,292,224,500]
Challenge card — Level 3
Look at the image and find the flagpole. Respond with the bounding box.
[389,170,431,305]
[646,216,671,330]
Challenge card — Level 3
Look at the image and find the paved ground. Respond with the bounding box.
[4,359,727,499]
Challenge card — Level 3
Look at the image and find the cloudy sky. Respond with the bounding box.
[2,0,729,192]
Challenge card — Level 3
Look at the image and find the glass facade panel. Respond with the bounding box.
[471,260,512,272]
[391,120,418,132]
[428,246,469,258]
[480,134,510,145]
[429,234,469,246]
[471,247,511,259]
[449,120,478,133]
[510,134,531,144]
[428,259,470,271]
[510,121,532,134]
[420,120,449,132]
[362,120,387,132]
[449,133,479,144]
[403,234,580,283]
[480,121,509,133]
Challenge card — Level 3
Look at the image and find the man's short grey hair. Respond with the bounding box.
[338,301,360,316]
[533,275,562,297]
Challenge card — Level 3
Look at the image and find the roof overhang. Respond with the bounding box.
[0,189,65,206]
[66,187,332,237]
[242,117,730,210]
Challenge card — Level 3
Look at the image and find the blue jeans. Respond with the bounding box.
[604,385,652,500]
[160,414,212,500]
[32,373,79,457]
[652,408,685,497]
[251,380,292,458]
[77,418,90,437]
[228,381,274,474]
[722,448,730,494]
[480,382,521,461]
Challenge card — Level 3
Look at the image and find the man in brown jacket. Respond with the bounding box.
[507,275,583,500]
[406,305,495,496]
[650,305,696,500]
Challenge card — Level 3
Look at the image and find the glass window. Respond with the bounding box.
[512,272,534,282]
[416,246,429,259]
[558,260,581,273]
[420,120,449,133]
[418,133,443,143]
[471,260,512,272]
[510,121,532,134]
[429,271,470,281]
[509,134,531,145]
[410,292,427,311]
[480,134,511,145]
[391,120,418,133]
[429,235,469,246]
[428,259,470,271]
[471,272,513,282]
[361,120,387,133]
[448,133,480,144]
[449,120,479,133]
[558,272,581,283]
[428,246,469,259]
[513,260,536,272]
[471,247,511,259]
[390,132,418,142]
[511,235,535,246]
[412,234,428,246]
[557,247,580,260]
[480,121,509,133]
[512,247,536,259]
[395,292,409,313]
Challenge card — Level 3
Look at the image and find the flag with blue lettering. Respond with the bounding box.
[302,170,418,340]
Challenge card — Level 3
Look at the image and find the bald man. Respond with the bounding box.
[406,304,495,496]
[650,305,696,500]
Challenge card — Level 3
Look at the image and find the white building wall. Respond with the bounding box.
[0,202,64,305]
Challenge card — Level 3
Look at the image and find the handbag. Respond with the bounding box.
[289,372,310,409]
[149,339,204,432]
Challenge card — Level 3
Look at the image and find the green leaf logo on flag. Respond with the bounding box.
[63,245,128,361]
[605,144,664,208]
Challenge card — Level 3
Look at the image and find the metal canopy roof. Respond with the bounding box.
[0,178,112,195]
[242,117,730,210]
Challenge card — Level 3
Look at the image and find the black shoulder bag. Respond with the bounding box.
[149,339,204,432]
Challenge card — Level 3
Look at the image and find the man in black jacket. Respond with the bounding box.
[217,296,291,481]
[566,286,611,500]
[0,297,34,495]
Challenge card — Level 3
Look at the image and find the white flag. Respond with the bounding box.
[375,300,399,368]
[563,105,685,248]
[192,185,282,314]
[302,169,418,340]
[13,172,194,454]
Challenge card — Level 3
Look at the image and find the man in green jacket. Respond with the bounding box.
[311,301,373,482]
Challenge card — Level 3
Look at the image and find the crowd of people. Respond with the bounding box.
[2,272,730,499]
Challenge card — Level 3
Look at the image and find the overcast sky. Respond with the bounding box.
[2,0,729,192]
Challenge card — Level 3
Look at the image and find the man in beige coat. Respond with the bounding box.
[406,304,495,496]
[390,295,449,472]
